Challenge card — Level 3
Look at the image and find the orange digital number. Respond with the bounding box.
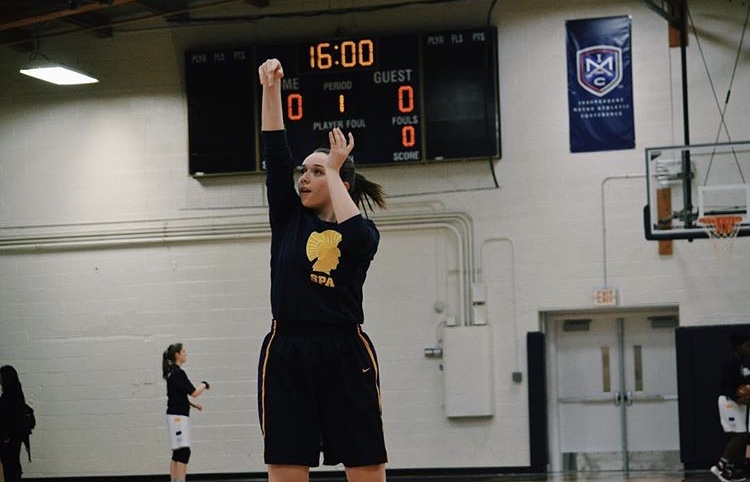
[341,41,357,68]
[397,85,414,113]
[316,42,333,69]
[359,39,374,66]
[401,125,416,147]
[308,39,376,70]
[287,93,303,121]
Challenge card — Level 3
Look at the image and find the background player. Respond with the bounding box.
[162,343,210,482]
[711,333,750,482]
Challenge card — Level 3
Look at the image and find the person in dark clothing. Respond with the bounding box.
[162,343,210,482]
[711,333,750,482]
[256,57,388,482]
[0,365,27,482]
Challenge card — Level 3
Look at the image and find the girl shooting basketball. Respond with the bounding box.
[257,57,388,482]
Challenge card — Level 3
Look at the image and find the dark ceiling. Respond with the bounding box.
[0,0,270,52]
[0,0,682,53]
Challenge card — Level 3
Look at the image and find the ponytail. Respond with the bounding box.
[162,343,182,379]
[350,171,386,215]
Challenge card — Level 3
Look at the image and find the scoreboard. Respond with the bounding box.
[186,27,500,175]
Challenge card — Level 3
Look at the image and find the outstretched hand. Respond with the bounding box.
[258,58,284,87]
[326,127,355,172]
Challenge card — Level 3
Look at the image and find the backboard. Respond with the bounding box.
[644,140,750,240]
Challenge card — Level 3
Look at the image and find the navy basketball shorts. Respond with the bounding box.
[258,320,388,467]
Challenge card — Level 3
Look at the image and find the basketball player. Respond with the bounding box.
[0,365,28,482]
[162,343,210,482]
[711,333,750,482]
[256,57,388,482]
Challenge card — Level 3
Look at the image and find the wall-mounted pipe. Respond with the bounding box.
[376,212,475,325]
[480,237,520,372]
[0,210,476,325]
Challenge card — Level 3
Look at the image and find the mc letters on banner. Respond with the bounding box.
[566,15,634,153]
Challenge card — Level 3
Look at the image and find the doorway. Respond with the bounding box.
[545,307,681,472]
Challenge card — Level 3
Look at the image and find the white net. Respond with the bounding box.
[699,216,743,260]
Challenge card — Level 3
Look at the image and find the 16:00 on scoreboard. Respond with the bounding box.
[186,27,500,176]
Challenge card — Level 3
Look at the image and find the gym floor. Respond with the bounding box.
[183,470,717,482]
[389,471,716,482]
[377,471,718,482]
[477,471,714,481]
[24,470,719,482]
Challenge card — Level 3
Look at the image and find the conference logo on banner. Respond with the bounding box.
[566,16,634,153]
[577,46,622,96]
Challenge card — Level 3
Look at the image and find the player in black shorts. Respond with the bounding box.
[257,58,388,482]
[711,334,750,482]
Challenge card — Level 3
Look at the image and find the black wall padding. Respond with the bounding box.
[527,331,548,470]
[676,324,750,470]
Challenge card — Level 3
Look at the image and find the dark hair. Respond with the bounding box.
[162,343,183,379]
[0,365,24,401]
[314,148,387,214]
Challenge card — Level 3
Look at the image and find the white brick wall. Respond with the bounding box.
[0,0,749,477]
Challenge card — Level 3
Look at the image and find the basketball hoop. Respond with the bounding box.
[698,215,743,259]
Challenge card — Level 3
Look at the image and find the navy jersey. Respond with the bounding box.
[719,354,750,399]
[263,130,379,326]
[0,390,26,440]
[166,366,196,416]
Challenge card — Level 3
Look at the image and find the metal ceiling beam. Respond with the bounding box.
[0,0,138,33]
[135,0,188,14]
[0,0,245,49]
[135,0,190,23]
[59,12,114,38]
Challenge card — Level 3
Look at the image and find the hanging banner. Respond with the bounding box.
[566,16,634,153]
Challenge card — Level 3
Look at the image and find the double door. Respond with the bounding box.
[548,309,680,472]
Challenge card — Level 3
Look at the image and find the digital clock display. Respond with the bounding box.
[257,34,421,165]
[185,27,500,175]
[303,38,378,72]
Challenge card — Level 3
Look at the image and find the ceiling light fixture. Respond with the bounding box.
[20,61,99,85]
[20,36,99,86]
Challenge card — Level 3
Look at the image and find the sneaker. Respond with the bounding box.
[713,464,749,482]
[712,464,730,482]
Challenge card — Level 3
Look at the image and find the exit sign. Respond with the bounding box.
[594,287,618,306]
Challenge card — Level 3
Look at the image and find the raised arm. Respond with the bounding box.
[258,58,284,131]
[325,128,360,223]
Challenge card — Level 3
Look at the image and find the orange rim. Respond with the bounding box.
[699,216,743,236]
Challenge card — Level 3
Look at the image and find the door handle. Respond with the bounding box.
[625,390,634,406]
[613,390,622,406]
